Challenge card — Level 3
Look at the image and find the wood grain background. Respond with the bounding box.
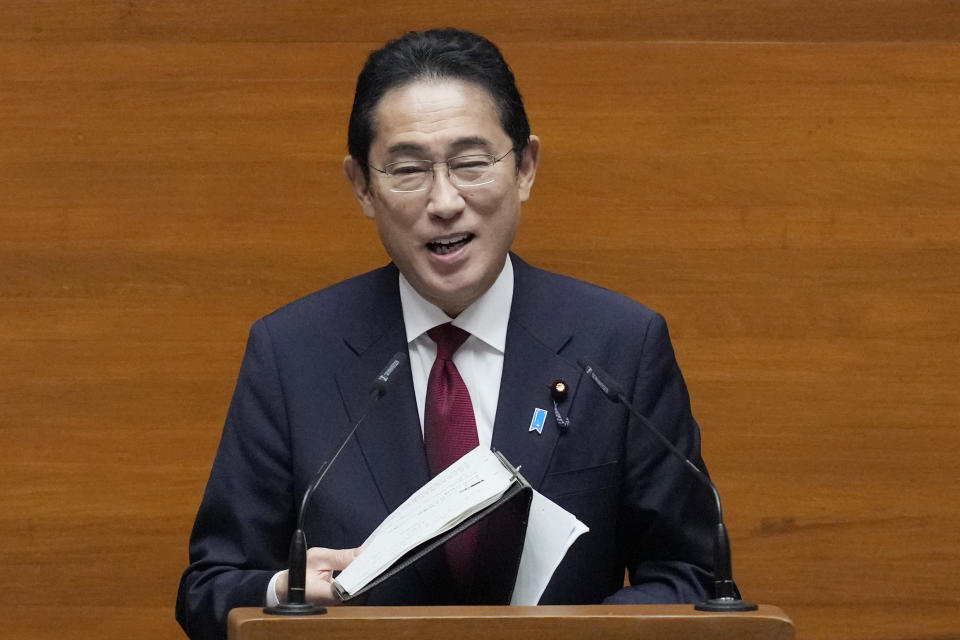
[1,2,957,638]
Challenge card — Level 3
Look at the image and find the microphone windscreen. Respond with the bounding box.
[578,358,625,401]
[372,352,408,396]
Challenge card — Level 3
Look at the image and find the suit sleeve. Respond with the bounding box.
[602,312,716,604]
[176,319,296,640]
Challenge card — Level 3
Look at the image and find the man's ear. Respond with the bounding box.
[517,135,540,203]
[344,155,377,219]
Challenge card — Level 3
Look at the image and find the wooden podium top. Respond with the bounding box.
[229,604,794,640]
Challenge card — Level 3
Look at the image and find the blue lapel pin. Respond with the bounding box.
[529,408,548,434]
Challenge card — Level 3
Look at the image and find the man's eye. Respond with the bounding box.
[450,159,489,170]
[391,164,430,175]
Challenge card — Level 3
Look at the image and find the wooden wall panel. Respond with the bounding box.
[3,0,960,42]
[1,3,957,639]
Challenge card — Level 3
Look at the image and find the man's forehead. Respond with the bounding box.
[369,79,507,154]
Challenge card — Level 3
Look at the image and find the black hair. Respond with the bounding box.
[347,28,530,182]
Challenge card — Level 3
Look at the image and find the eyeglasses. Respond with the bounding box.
[369,149,515,193]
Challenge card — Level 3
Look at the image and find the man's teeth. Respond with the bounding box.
[428,234,472,254]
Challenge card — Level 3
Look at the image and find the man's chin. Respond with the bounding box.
[422,278,484,317]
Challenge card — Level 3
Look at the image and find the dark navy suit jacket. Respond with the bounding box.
[176,254,715,639]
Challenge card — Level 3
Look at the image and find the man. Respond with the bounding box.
[176,28,716,640]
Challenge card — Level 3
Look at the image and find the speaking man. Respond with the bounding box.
[176,28,716,640]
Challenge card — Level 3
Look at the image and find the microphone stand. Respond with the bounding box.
[579,359,757,612]
[264,353,407,615]
[263,462,331,615]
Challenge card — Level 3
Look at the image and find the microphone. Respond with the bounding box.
[264,352,408,616]
[578,358,757,612]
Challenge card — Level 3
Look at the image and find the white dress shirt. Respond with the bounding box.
[399,256,513,451]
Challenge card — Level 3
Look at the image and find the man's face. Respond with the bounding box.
[345,79,539,317]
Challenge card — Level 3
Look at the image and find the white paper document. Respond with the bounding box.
[332,446,589,603]
[333,446,514,596]
[510,489,589,605]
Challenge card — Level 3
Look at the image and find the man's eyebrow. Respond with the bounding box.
[384,136,495,157]
[385,142,428,155]
[449,136,494,152]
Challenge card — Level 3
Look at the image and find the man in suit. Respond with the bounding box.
[176,28,716,639]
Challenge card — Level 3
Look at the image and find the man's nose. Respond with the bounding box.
[426,166,465,219]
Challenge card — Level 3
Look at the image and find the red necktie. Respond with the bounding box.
[424,323,479,476]
[423,323,480,582]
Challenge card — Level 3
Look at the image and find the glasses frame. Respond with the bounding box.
[369,149,515,193]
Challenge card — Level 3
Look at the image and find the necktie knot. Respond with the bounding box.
[428,323,470,360]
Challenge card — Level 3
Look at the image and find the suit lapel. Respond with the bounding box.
[491,256,583,490]
[334,268,429,515]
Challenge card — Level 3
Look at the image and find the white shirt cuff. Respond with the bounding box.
[265,571,283,607]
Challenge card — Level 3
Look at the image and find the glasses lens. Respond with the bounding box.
[449,155,496,187]
[387,161,432,192]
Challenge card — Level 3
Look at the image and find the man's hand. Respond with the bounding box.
[275,546,362,606]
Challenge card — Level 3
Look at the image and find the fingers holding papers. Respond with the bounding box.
[275,546,362,606]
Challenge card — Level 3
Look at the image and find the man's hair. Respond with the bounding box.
[347,28,530,182]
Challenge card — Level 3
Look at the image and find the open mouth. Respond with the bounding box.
[426,233,474,255]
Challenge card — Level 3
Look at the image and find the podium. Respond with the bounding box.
[229,604,794,640]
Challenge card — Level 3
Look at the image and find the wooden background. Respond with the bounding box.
[1,2,957,638]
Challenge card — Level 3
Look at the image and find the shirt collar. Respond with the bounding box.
[398,256,514,353]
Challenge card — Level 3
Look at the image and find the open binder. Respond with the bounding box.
[337,450,533,605]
